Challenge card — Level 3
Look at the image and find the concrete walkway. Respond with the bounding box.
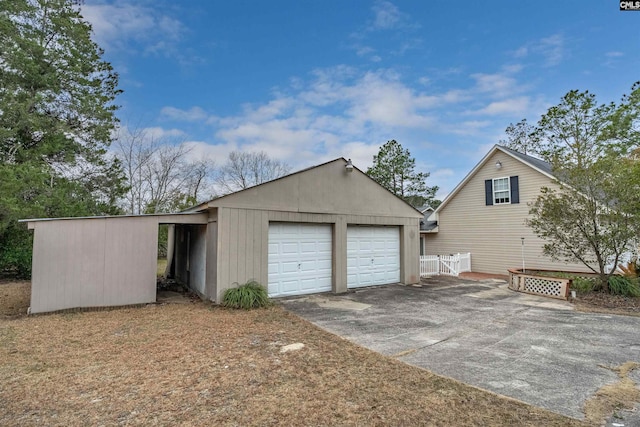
[281,277,640,421]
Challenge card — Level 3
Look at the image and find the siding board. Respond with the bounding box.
[30,217,157,314]
[426,151,593,274]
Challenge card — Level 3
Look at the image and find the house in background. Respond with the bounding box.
[23,158,423,314]
[417,205,437,256]
[424,145,593,275]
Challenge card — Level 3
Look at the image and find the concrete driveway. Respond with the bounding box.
[281,277,640,421]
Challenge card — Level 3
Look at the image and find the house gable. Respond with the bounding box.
[425,146,591,274]
[206,158,423,218]
[436,145,555,214]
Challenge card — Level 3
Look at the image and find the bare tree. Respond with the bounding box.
[114,125,216,214]
[217,151,291,193]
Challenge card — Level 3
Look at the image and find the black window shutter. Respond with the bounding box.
[485,179,493,206]
[510,176,519,204]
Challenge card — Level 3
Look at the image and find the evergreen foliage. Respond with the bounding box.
[513,84,640,292]
[366,140,438,207]
[0,0,125,276]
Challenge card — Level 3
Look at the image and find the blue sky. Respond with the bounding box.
[81,1,640,199]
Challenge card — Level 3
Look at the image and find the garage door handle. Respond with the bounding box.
[298,263,301,270]
[371,258,374,264]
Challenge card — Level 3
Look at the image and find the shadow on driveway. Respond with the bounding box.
[281,276,640,421]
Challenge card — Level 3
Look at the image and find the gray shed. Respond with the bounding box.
[23,158,422,314]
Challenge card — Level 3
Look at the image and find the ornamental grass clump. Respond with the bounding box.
[222,280,271,309]
[608,275,640,298]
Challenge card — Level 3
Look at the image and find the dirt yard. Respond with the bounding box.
[0,281,587,426]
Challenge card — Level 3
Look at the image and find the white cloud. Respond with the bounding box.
[537,34,565,66]
[605,51,624,58]
[512,33,565,67]
[140,126,186,141]
[512,46,528,58]
[356,46,375,57]
[81,1,185,55]
[160,106,209,122]
[156,66,478,168]
[473,97,531,116]
[371,0,404,30]
[470,72,519,98]
[430,168,454,179]
[149,62,549,182]
[447,120,493,135]
[348,1,419,61]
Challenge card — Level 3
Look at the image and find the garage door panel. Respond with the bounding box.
[282,261,300,273]
[300,242,317,253]
[358,258,372,268]
[348,226,400,289]
[268,223,332,297]
[282,243,300,254]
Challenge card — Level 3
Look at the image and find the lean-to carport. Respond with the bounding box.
[22,213,207,314]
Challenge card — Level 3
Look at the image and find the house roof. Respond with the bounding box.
[420,220,438,231]
[416,205,434,213]
[498,145,554,176]
[185,157,423,216]
[435,144,555,214]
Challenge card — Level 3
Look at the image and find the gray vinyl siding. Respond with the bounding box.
[425,150,593,275]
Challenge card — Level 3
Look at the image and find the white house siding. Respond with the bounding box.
[425,150,593,275]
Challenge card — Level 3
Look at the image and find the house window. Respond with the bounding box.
[485,176,519,206]
[492,177,510,204]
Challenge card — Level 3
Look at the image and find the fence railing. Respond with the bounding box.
[420,253,471,277]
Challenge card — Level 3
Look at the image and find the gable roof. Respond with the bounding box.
[416,205,434,213]
[185,157,423,217]
[499,145,554,176]
[435,144,555,214]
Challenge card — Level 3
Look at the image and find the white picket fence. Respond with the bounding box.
[420,253,471,277]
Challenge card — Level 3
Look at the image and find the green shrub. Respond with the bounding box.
[571,277,596,293]
[222,280,271,309]
[608,275,640,297]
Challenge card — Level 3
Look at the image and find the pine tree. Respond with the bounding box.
[0,0,126,276]
[366,140,438,207]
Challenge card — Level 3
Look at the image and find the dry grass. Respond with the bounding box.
[0,282,587,426]
[0,280,30,317]
[584,362,640,425]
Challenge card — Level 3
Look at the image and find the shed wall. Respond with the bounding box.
[30,217,158,314]
[425,150,593,275]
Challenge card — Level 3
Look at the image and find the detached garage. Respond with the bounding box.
[23,158,423,313]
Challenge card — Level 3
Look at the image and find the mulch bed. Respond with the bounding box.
[574,292,640,316]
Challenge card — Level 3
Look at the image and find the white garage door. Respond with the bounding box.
[268,223,332,297]
[347,226,400,288]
